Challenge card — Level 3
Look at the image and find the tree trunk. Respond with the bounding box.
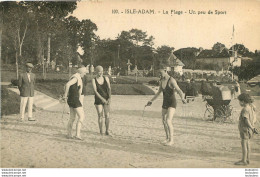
[0,27,2,64]
[16,50,19,80]
[36,22,43,64]
[47,34,50,71]
[0,11,2,65]
[37,35,42,64]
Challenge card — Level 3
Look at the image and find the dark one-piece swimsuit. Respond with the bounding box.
[162,77,177,109]
[67,79,82,108]
[94,77,109,105]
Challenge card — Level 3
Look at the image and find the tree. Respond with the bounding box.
[174,48,199,69]
[24,1,77,65]
[78,19,98,66]
[233,58,260,81]
[229,44,250,56]
[1,1,79,79]
[115,29,155,69]
[156,45,174,67]
[129,29,148,45]
[212,42,226,53]
[64,16,81,65]
[2,2,31,79]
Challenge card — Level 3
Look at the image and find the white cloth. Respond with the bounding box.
[70,73,83,96]
[27,73,31,82]
[20,97,34,119]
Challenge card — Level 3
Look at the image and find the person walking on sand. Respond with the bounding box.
[92,65,111,136]
[146,68,186,146]
[18,62,36,122]
[234,80,241,99]
[63,66,87,140]
[235,93,258,166]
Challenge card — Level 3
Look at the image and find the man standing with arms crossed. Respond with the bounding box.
[18,62,36,121]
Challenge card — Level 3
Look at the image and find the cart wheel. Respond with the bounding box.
[204,107,214,120]
[215,108,225,123]
[225,105,234,123]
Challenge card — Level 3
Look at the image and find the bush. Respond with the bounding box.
[148,80,159,86]
[111,84,155,95]
[36,78,67,83]
[11,79,18,86]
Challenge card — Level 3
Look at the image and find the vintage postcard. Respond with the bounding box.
[1,0,260,176]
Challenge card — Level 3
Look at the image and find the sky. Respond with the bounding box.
[72,0,260,52]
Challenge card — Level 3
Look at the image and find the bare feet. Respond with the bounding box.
[74,136,83,141]
[28,117,36,121]
[234,160,247,166]
[105,131,113,137]
[164,141,174,146]
[161,139,169,144]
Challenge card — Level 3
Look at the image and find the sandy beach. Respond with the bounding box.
[1,95,260,168]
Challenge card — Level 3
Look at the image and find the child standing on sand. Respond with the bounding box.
[235,93,258,165]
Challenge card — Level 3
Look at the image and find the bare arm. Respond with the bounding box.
[147,82,162,106]
[105,77,111,104]
[64,77,77,99]
[150,85,162,102]
[242,107,257,133]
[105,77,111,98]
[170,78,186,103]
[92,78,107,104]
[244,118,254,131]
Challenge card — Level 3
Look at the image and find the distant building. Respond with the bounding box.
[173,47,201,69]
[196,48,242,70]
[167,51,185,75]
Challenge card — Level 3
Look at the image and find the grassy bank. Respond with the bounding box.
[35,80,155,99]
[1,86,20,116]
[2,70,155,98]
[2,70,259,97]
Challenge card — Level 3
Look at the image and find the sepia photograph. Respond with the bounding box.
[0,0,260,176]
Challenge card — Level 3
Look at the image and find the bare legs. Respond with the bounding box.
[95,104,110,135]
[67,107,85,139]
[161,109,169,142]
[161,107,176,146]
[241,139,250,164]
[235,139,250,165]
[67,107,76,138]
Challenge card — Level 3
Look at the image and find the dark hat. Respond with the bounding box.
[26,63,34,68]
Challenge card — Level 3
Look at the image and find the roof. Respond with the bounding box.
[167,53,185,66]
[197,49,231,59]
[174,47,199,54]
[175,59,185,66]
[240,57,253,60]
[247,75,260,84]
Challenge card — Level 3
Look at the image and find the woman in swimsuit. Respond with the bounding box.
[92,66,111,136]
[64,66,87,140]
[147,68,186,146]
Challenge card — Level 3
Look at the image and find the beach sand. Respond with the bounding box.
[1,95,260,168]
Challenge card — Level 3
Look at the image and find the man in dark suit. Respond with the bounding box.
[18,63,36,121]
